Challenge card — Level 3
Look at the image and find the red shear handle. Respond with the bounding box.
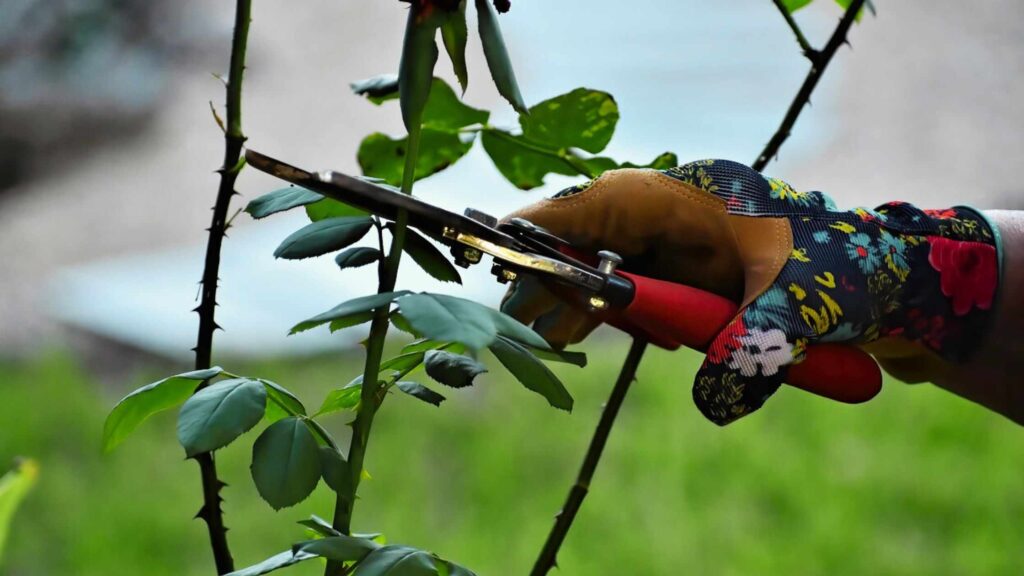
[609,271,882,404]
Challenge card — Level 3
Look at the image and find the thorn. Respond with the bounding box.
[209,101,227,134]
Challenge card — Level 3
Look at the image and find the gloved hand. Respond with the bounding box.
[501,159,1001,425]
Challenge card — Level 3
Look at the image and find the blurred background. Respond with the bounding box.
[2,0,1023,574]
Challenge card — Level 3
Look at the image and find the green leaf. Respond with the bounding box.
[176,378,267,457]
[490,309,551,350]
[389,312,421,337]
[102,366,223,452]
[317,377,365,416]
[290,291,410,335]
[298,515,342,537]
[358,130,475,188]
[441,1,469,93]
[251,417,322,509]
[578,156,618,177]
[621,151,679,170]
[352,76,486,132]
[264,400,290,425]
[295,536,380,563]
[475,0,527,113]
[319,447,351,496]
[352,545,439,576]
[520,88,619,154]
[274,216,374,260]
[224,550,316,576]
[401,339,444,355]
[0,459,38,561]
[421,79,488,132]
[444,561,477,576]
[572,151,679,180]
[336,247,382,270]
[351,74,400,104]
[399,2,443,131]
[396,293,498,351]
[782,0,813,12]
[246,187,323,219]
[488,336,573,411]
[380,351,426,374]
[480,129,575,190]
[261,379,306,417]
[424,350,487,388]
[527,346,587,368]
[350,546,477,576]
[397,226,462,284]
[834,0,875,19]
[396,381,446,406]
[306,198,368,222]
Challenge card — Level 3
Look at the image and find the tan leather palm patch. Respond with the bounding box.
[727,215,793,309]
[504,169,792,308]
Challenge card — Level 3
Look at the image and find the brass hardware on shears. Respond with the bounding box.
[245,148,635,309]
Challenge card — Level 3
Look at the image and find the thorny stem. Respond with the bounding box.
[532,1,868,571]
[753,0,866,171]
[530,339,648,576]
[324,125,423,576]
[190,0,251,573]
[771,0,817,60]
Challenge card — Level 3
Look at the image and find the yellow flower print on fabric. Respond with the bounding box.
[791,337,808,361]
[797,272,844,336]
[666,160,719,194]
[790,247,811,262]
[878,230,911,282]
[768,178,812,206]
[830,221,857,234]
[693,372,747,422]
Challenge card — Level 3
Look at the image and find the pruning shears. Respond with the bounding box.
[246,148,874,401]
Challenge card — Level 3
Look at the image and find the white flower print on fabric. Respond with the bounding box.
[727,328,795,377]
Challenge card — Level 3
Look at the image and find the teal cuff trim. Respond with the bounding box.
[956,205,1004,284]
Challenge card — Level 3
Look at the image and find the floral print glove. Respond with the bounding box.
[667,160,1001,424]
[502,159,1001,425]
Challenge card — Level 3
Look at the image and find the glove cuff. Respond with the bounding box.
[874,202,1001,363]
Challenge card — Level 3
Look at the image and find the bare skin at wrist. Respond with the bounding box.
[871,211,1024,425]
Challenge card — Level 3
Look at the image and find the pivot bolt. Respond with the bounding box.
[463,248,482,264]
[596,250,623,275]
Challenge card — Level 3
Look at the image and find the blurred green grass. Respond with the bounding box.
[2,337,1022,575]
